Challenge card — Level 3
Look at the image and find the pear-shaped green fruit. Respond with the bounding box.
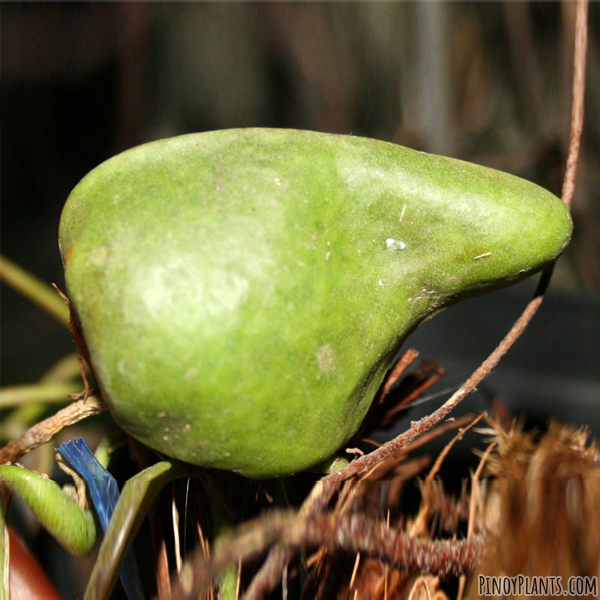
[59,129,572,477]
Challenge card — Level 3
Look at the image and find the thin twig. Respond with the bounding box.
[561,0,588,210]
[0,396,107,464]
[426,413,486,486]
[235,559,242,600]
[52,284,96,396]
[456,439,497,600]
[377,348,420,401]
[467,442,497,541]
[384,366,447,421]
[411,413,486,537]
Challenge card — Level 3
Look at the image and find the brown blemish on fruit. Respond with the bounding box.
[316,344,337,375]
[65,246,73,266]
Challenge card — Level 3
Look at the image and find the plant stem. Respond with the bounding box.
[0,383,82,408]
[0,254,69,327]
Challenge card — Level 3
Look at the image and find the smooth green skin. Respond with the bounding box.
[0,465,97,556]
[59,129,572,477]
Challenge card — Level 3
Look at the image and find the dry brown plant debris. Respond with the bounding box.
[469,421,600,599]
[172,419,600,600]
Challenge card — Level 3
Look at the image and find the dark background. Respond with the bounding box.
[3,1,599,418]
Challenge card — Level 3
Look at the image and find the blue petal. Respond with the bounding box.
[58,438,145,600]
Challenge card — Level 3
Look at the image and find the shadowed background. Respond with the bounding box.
[3,0,599,414]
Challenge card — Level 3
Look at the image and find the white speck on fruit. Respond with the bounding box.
[158,411,167,418]
[325,252,331,261]
[184,424,191,432]
[385,237,406,251]
[184,368,199,379]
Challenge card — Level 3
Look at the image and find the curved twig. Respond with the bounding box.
[561,0,588,210]
[0,396,107,465]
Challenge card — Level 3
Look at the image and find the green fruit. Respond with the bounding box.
[59,129,572,477]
